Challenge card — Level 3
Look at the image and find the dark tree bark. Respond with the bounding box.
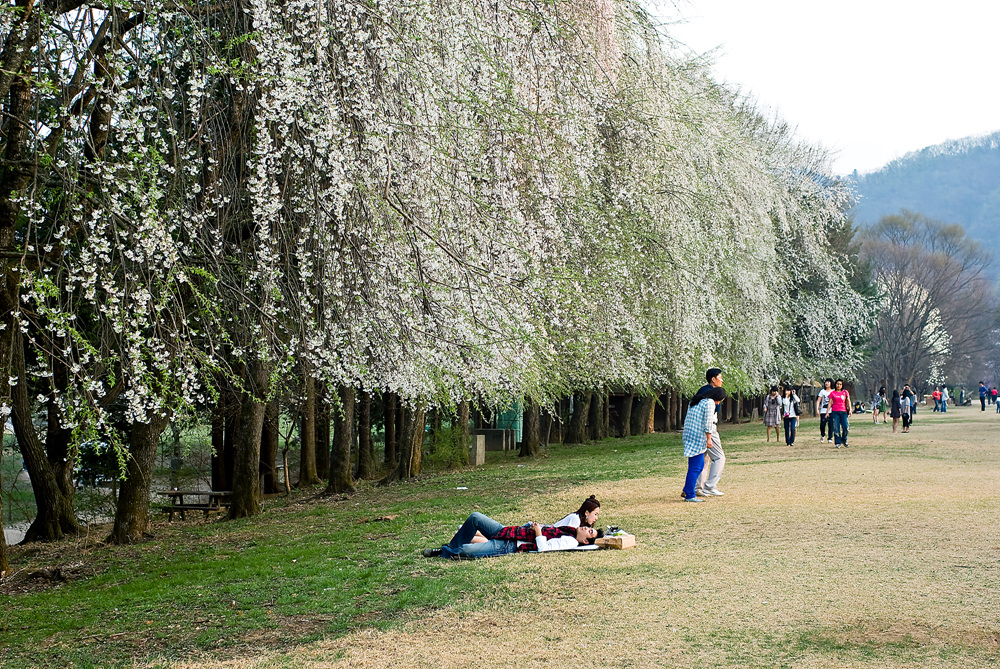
[11,333,80,542]
[588,392,602,441]
[380,402,426,484]
[315,388,330,480]
[0,470,7,577]
[0,69,32,564]
[383,392,396,466]
[631,394,654,436]
[565,391,592,444]
[228,359,269,519]
[211,384,237,491]
[109,413,170,544]
[297,372,322,486]
[326,384,356,494]
[456,399,470,463]
[619,392,634,438]
[355,389,374,479]
[260,399,280,494]
[519,397,541,457]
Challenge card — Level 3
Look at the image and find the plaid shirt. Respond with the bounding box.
[682,398,715,457]
[494,524,577,552]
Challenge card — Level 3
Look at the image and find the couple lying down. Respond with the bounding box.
[423,495,603,559]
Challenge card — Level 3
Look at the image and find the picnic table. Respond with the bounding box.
[156,489,231,520]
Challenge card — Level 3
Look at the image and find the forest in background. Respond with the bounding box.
[848,132,1000,267]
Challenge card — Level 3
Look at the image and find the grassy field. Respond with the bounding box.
[2,405,998,668]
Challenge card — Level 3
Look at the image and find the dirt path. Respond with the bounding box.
[177,407,1000,668]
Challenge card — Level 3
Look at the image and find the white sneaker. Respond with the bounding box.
[702,488,724,496]
[827,439,833,443]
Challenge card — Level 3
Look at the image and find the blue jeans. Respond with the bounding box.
[439,512,519,559]
[831,411,849,445]
[683,453,706,499]
[940,399,946,412]
[783,416,797,445]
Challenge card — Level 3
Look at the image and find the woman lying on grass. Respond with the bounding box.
[423,512,602,559]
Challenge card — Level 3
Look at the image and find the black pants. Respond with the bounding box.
[902,414,911,429]
[819,414,832,438]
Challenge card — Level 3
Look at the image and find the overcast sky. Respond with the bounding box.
[661,0,1000,175]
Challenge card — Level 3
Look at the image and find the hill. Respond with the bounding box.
[847,132,1000,251]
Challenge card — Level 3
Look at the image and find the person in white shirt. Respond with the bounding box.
[816,378,833,443]
[552,495,602,529]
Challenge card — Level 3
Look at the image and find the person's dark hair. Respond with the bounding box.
[585,529,605,546]
[705,367,722,384]
[769,385,779,393]
[690,385,726,407]
[892,389,900,399]
[879,386,886,394]
[575,495,601,527]
[835,379,845,389]
[825,378,834,386]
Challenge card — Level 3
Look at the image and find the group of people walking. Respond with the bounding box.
[762,379,851,448]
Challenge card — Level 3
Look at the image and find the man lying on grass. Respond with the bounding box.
[423,512,601,559]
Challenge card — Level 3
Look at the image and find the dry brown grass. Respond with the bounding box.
[167,408,1000,668]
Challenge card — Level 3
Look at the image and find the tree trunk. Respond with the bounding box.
[457,399,470,464]
[211,386,236,491]
[315,388,330,480]
[109,413,170,544]
[620,392,634,438]
[326,384,356,494]
[297,372,322,486]
[380,402,426,484]
[356,389,374,479]
[588,392,602,441]
[260,399,280,494]
[0,469,7,577]
[630,394,653,436]
[228,359,269,519]
[12,333,79,542]
[383,392,396,466]
[565,391,591,444]
[520,397,541,457]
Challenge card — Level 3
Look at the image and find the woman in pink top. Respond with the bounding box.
[828,379,851,448]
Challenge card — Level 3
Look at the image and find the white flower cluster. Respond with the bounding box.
[5,0,872,435]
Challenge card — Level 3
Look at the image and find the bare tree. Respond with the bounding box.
[863,211,997,389]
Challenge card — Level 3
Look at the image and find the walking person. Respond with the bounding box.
[696,400,726,497]
[681,386,727,502]
[980,382,988,411]
[932,386,941,412]
[872,387,886,424]
[900,389,912,432]
[816,378,833,443]
[781,385,800,446]
[829,379,851,448]
[763,386,782,442]
[889,389,902,433]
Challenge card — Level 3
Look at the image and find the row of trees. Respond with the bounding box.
[0,0,873,574]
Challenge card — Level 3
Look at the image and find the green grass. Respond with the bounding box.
[3,412,997,668]
[0,428,691,667]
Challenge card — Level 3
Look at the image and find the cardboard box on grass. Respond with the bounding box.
[596,534,635,549]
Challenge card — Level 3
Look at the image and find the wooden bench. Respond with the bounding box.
[156,490,231,521]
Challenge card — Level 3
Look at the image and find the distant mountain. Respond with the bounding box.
[846,132,1000,252]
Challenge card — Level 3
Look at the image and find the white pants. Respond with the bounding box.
[696,433,725,492]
